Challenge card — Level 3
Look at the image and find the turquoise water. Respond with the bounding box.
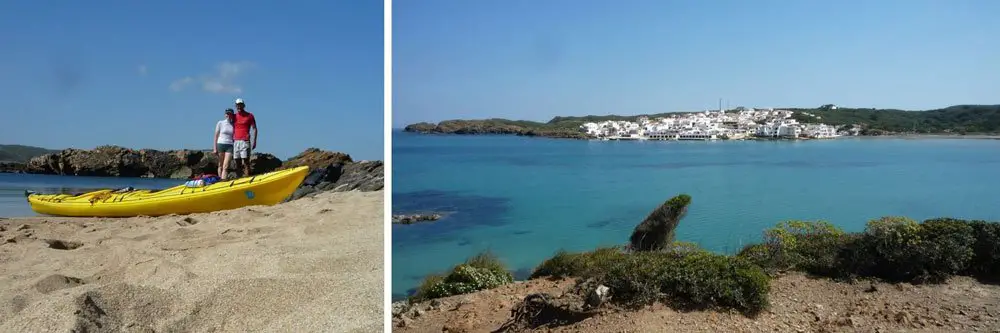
[0,174,182,217]
[391,131,1000,299]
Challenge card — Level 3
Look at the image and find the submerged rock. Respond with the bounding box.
[392,214,443,225]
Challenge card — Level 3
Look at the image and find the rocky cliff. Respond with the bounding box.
[7,146,382,199]
[0,162,26,174]
[23,145,281,179]
[282,148,384,201]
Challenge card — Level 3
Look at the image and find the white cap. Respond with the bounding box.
[235,98,245,104]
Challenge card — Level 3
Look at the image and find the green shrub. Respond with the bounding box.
[852,216,924,281]
[852,216,978,283]
[533,244,770,316]
[410,251,514,302]
[917,218,975,282]
[738,220,855,277]
[602,250,770,315]
[961,220,1000,279]
[530,247,623,279]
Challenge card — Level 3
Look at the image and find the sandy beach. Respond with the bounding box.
[0,190,384,332]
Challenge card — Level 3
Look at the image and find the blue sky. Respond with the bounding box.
[393,0,1000,127]
[0,1,383,160]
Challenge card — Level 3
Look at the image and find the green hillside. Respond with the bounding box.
[0,144,59,163]
[788,105,1000,134]
[405,105,1000,138]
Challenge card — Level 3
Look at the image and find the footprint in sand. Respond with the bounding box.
[44,239,84,250]
[176,217,199,227]
[34,274,87,294]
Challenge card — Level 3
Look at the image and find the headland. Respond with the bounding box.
[403,104,1000,141]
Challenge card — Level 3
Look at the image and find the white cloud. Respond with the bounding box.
[138,65,147,76]
[169,76,194,91]
[169,61,254,94]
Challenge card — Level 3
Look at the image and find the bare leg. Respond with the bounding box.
[216,152,224,176]
[222,152,232,179]
[233,159,243,178]
[243,158,252,176]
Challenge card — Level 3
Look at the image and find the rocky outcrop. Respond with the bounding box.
[283,149,384,201]
[13,146,381,198]
[629,194,692,252]
[23,146,282,179]
[392,214,443,225]
[0,162,26,173]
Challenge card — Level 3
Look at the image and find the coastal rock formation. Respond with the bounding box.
[282,149,384,201]
[629,194,692,252]
[392,214,443,225]
[12,146,381,199]
[0,162,26,174]
[23,146,283,179]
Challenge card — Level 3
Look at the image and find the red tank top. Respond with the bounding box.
[233,111,255,140]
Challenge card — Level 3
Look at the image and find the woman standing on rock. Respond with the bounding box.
[213,108,236,179]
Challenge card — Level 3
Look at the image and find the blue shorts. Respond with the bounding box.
[216,143,233,153]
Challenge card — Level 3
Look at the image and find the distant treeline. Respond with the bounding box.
[0,144,59,163]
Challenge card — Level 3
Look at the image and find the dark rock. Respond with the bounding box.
[0,162,26,173]
[282,149,383,201]
[250,153,282,175]
[282,148,353,170]
[392,214,443,225]
[24,146,282,179]
[629,194,692,252]
[139,149,186,178]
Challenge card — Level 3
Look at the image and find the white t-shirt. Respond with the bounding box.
[216,120,235,144]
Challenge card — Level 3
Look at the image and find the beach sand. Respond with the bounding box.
[0,190,384,332]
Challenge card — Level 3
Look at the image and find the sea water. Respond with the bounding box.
[0,174,182,217]
[391,131,1000,299]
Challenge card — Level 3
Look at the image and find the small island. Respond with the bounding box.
[404,104,1000,141]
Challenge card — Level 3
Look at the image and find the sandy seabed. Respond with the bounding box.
[0,190,384,333]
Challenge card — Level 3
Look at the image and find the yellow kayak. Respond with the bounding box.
[26,166,310,217]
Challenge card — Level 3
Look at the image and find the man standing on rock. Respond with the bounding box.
[232,98,258,177]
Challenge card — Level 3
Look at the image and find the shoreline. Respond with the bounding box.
[400,130,1000,142]
[0,190,384,332]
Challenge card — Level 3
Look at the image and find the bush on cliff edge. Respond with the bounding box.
[532,244,771,316]
[738,217,998,283]
[410,251,514,302]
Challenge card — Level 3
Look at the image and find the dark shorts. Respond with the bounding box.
[216,143,234,153]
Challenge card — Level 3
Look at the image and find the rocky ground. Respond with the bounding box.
[393,273,1000,332]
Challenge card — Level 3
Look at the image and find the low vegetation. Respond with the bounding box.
[409,251,514,302]
[737,217,1000,284]
[408,193,1000,320]
[532,245,771,315]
